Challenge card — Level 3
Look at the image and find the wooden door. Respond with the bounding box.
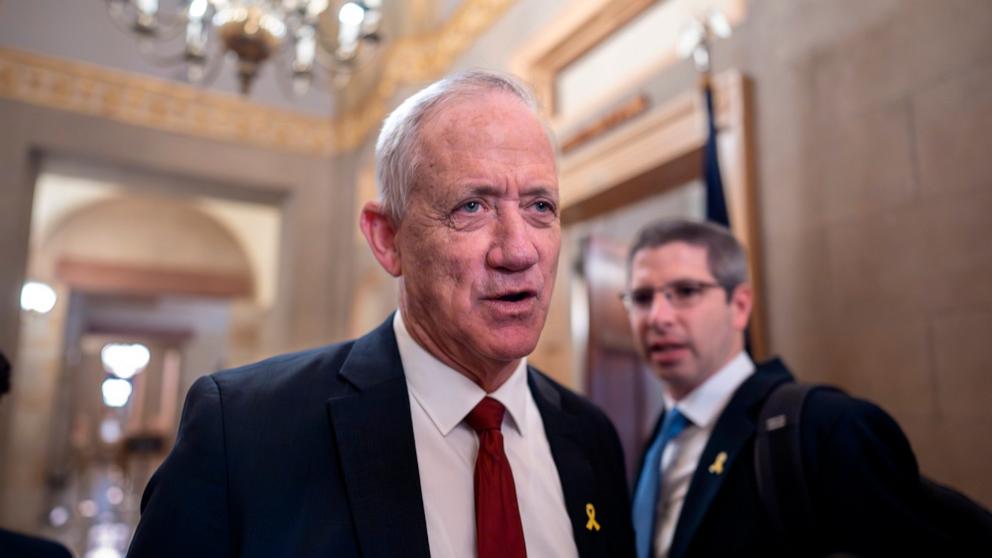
[581,235,658,484]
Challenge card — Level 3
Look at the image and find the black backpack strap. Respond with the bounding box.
[756,382,992,556]
[754,382,820,549]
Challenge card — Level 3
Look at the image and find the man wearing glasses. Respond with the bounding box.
[623,219,979,558]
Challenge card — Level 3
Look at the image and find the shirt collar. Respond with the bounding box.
[662,351,755,429]
[393,310,530,437]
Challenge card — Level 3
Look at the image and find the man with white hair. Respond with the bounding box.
[128,70,636,558]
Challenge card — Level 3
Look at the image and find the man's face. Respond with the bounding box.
[395,92,560,376]
[627,242,751,400]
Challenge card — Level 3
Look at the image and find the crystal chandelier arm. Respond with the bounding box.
[105,0,152,36]
[191,42,229,86]
[104,0,188,39]
[184,0,213,57]
[102,0,383,98]
[272,52,310,97]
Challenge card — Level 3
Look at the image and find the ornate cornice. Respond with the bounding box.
[0,47,334,156]
[0,0,517,157]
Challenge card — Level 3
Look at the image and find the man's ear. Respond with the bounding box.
[360,200,402,277]
[729,283,753,332]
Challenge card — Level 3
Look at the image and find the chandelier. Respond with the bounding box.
[106,0,383,96]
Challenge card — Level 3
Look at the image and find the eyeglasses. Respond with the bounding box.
[619,280,725,311]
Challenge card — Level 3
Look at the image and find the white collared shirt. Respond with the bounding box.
[394,311,579,558]
[653,351,755,558]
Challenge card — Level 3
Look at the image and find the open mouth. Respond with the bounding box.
[482,290,539,310]
[493,290,536,303]
[649,341,689,355]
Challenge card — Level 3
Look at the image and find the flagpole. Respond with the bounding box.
[688,19,731,228]
[683,11,754,350]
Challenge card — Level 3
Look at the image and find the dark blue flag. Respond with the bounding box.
[703,83,730,227]
[704,81,752,350]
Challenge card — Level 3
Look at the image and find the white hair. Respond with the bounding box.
[374,69,555,224]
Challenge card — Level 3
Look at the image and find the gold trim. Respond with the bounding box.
[0,0,516,157]
[331,0,518,151]
[511,0,748,119]
[560,94,650,154]
[510,0,655,115]
[0,47,334,156]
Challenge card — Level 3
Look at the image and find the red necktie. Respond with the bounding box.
[466,397,527,558]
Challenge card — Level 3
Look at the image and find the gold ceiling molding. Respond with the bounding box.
[0,0,516,157]
[0,47,333,157]
[331,0,518,151]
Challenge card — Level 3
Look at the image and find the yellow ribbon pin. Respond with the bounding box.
[585,503,601,531]
[708,451,728,475]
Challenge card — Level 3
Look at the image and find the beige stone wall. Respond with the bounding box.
[713,0,992,505]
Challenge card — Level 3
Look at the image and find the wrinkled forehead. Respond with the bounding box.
[411,92,557,192]
[418,91,547,147]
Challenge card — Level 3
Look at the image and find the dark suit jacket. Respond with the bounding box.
[127,316,636,557]
[0,528,72,558]
[638,358,973,558]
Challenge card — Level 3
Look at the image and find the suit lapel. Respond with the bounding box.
[326,317,431,558]
[529,369,610,558]
[668,360,792,558]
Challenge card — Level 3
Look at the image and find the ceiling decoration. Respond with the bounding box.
[0,0,515,156]
[0,46,333,155]
[105,0,383,97]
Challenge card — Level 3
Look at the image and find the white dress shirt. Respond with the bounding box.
[394,311,579,558]
[653,351,755,558]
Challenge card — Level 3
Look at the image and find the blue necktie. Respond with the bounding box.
[632,409,690,558]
